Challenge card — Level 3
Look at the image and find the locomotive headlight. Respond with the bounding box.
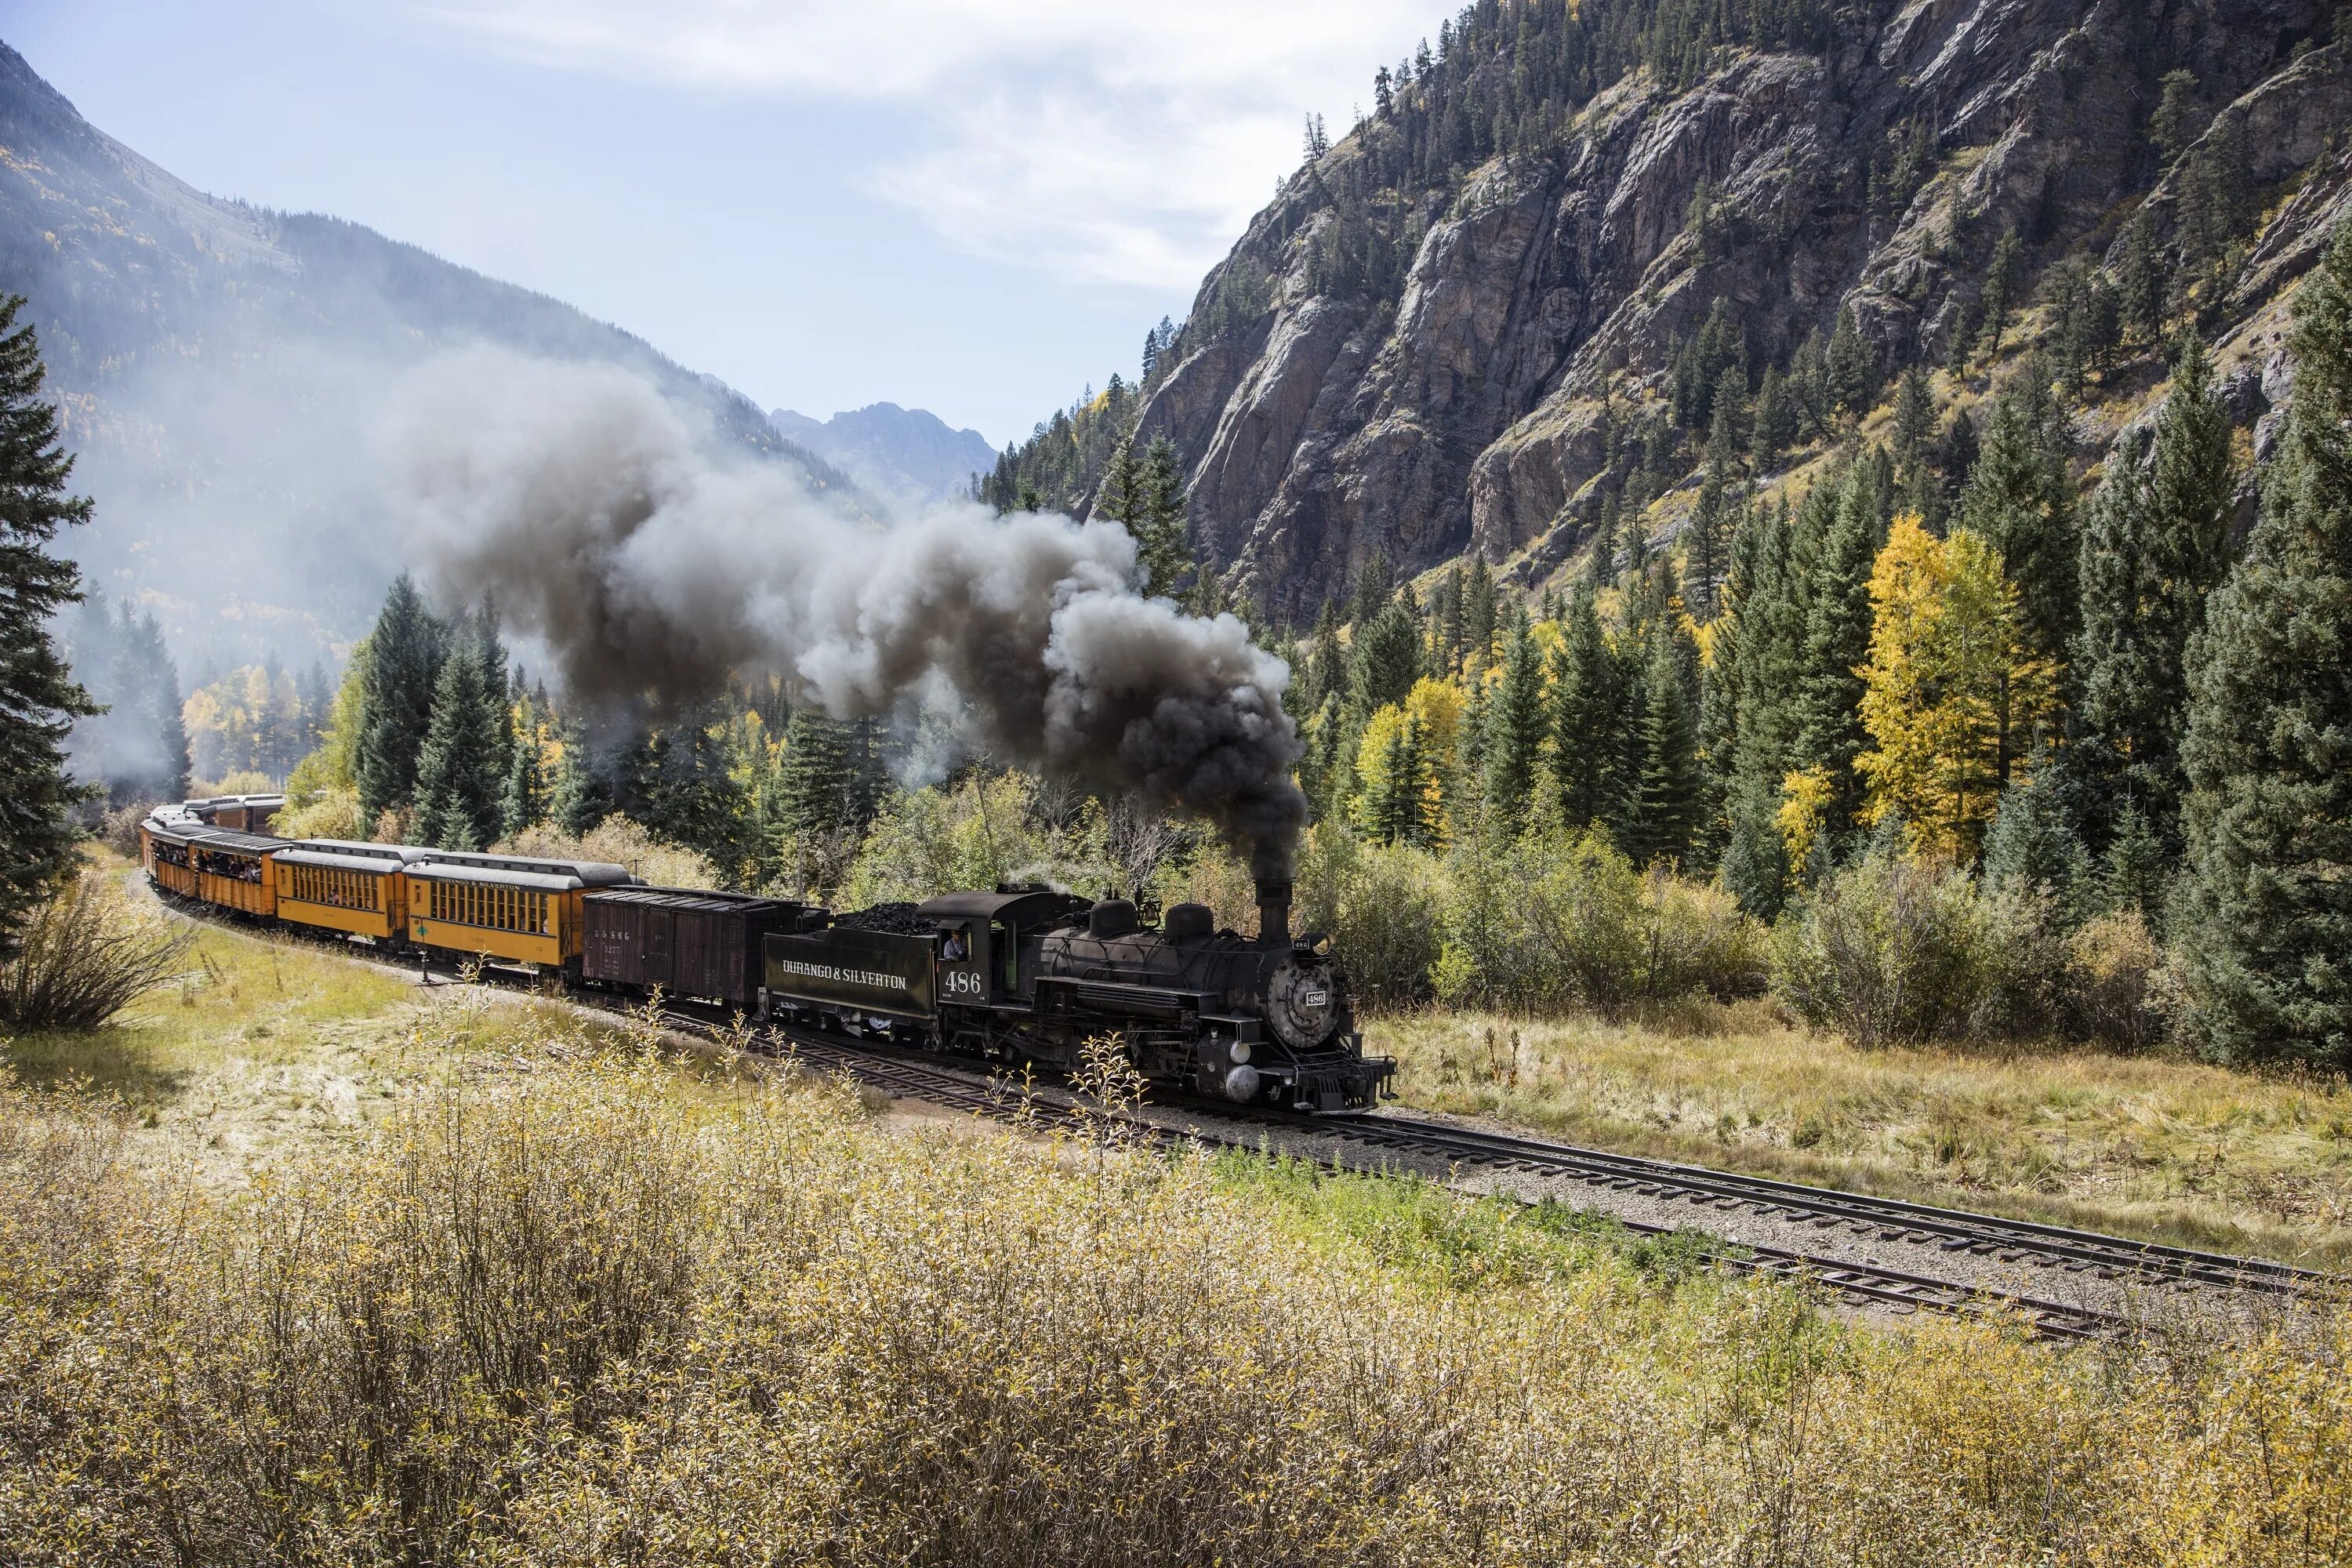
[1229,1039,1252,1065]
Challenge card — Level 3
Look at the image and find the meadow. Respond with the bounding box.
[1374,1003,2352,1269]
[2,902,2350,1565]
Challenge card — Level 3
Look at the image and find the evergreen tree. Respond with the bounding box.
[1548,580,1619,826]
[777,705,854,837]
[409,629,505,851]
[1982,753,2089,908]
[1750,362,1795,471]
[1978,230,2025,357]
[1584,498,1621,586]
[0,296,97,940]
[1956,372,2078,684]
[1682,458,1732,618]
[1626,619,1701,865]
[2176,221,2352,1068]
[1788,460,1882,831]
[1132,435,1193,600]
[1890,361,1937,515]
[354,574,445,826]
[1352,599,1422,713]
[2074,336,2235,845]
[500,691,546,838]
[551,718,604,837]
[637,702,752,876]
[1461,554,1498,662]
[2117,213,2167,347]
[1826,306,1875,419]
[1483,612,1548,830]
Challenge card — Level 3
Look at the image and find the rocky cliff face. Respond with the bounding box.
[1131,0,2352,619]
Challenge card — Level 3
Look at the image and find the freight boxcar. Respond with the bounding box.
[404,852,637,971]
[581,887,822,1011]
[272,840,428,943]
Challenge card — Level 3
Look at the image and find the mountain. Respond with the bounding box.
[995,0,2352,621]
[769,403,999,507]
[0,39,862,667]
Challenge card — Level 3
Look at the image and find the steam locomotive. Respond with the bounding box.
[139,801,1394,1114]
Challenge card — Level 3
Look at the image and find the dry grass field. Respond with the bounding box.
[2,892,2349,1563]
[1373,1003,2352,1268]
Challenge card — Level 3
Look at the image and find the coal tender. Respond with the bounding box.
[761,877,1394,1113]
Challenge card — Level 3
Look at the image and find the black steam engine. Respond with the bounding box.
[760,877,1394,1114]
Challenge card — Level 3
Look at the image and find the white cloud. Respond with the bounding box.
[406,0,1435,288]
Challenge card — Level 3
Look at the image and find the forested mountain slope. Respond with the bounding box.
[1001,0,2352,620]
[0,41,859,666]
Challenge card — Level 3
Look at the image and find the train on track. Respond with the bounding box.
[139,798,1394,1113]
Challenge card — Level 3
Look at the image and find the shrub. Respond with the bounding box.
[1772,850,1992,1047]
[0,872,194,1031]
[496,815,723,889]
[2063,909,2167,1051]
[271,785,365,842]
[95,803,155,858]
[1643,867,1772,1002]
[1519,829,1647,1017]
[844,773,1116,907]
[1297,826,1445,1006]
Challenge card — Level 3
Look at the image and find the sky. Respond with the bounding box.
[8,1,1436,448]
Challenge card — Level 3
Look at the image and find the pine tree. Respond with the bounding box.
[550,719,604,837]
[2074,335,2234,844]
[1584,497,1621,586]
[1956,372,2078,688]
[0,296,98,942]
[1978,230,2025,357]
[408,628,504,851]
[1097,432,1141,528]
[500,691,546,837]
[1352,600,1422,713]
[777,704,853,837]
[355,575,445,826]
[1626,619,1701,865]
[2176,220,2352,1067]
[1982,753,2089,907]
[1548,580,1619,826]
[1750,362,1795,472]
[2117,213,2166,347]
[1131,436,1192,600]
[1682,458,1732,618]
[1789,459,1882,830]
[1826,306,1875,419]
[1483,612,1548,829]
[1461,554,1498,662]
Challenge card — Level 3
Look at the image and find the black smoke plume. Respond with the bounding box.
[379,347,1305,875]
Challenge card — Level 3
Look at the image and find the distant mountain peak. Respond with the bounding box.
[768,403,998,508]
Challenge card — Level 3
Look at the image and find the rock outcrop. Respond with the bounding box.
[1128,0,2349,619]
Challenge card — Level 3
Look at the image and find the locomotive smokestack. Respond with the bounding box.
[1256,877,1293,949]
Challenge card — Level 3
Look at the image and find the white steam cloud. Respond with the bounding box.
[377,346,1306,874]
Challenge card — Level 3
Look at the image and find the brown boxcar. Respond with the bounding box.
[583,887,818,1011]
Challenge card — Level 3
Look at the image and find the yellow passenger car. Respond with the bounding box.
[273,840,428,942]
[404,852,636,971]
[186,829,281,918]
[140,810,202,899]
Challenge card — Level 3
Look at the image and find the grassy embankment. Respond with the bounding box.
[1373,1002,2352,1268]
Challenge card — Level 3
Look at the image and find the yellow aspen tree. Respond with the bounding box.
[1855,514,2055,861]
